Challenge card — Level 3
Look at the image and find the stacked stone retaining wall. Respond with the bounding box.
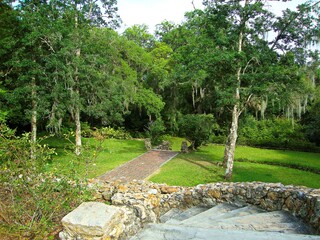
[91,180,320,235]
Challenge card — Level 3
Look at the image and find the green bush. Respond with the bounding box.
[99,126,131,139]
[210,134,227,144]
[303,101,320,146]
[81,122,94,138]
[238,116,318,151]
[145,118,166,145]
[0,123,92,238]
[178,114,215,149]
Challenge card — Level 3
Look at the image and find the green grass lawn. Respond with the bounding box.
[42,136,146,178]
[234,146,320,172]
[149,144,320,188]
[233,162,320,188]
[149,152,225,186]
[42,135,320,188]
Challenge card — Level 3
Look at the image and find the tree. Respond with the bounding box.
[178,114,214,149]
[60,0,120,155]
[0,1,18,123]
[201,0,320,180]
[1,0,61,158]
[1,0,121,155]
[304,85,320,146]
[123,24,155,49]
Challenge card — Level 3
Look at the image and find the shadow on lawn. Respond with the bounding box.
[178,153,218,172]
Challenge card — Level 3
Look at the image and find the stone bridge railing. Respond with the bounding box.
[60,181,320,239]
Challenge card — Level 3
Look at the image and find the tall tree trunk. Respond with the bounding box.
[224,69,241,180]
[74,48,82,156]
[223,136,230,167]
[74,11,82,155]
[31,77,37,159]
[74,103,82,155]
[225,104,239,180]
[223,0,248,180]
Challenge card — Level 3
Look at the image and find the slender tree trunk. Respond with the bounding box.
[74,11,82,155]
[223,135,231,167]
[223,0,248,180]
[74,103,82,155]
[74,47,82,156]
[225,104,239,180]
[31,77,37,159]
[224,70,241,180]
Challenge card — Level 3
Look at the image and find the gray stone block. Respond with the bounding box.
[60,202,124,240]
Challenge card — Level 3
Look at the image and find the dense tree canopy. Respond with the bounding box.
[0,0,319,176]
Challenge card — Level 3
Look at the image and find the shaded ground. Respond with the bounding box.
[98,150,179,182]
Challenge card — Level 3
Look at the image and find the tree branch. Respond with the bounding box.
[312,1,320,7]
[2,67,13,77]
[238,93,253,117]
[270,12,297,51]
[191,0,196,10]
[40,37,55,53]
[243,57,259,74]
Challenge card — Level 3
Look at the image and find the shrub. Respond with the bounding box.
[238,116,318,151]
[303,101,320,146]
[210,134,227,144]
[0,123,92,238]
[145,118,166,145]
[99,126,131,139]
[178,114,215,149]
[81,122,94,138]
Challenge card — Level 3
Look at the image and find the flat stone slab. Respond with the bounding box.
[61,202,123,238]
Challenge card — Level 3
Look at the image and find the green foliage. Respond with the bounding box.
[99,126,131,140]
[178,114,214,149]
[134,88,165,119]
[0,124,92,238]
[303,86,320,146]
[80,123,131,140]
[304,102,320,146]
[145,118,166,145]
[123,24,155,49]
[238,116,318,151]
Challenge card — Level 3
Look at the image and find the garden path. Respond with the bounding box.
[98,150,179,182]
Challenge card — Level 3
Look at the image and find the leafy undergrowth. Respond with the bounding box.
[0,128,93,239]
[150,144,320,188]
[0,128,145,239]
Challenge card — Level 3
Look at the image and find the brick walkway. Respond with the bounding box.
[98,150,179,182]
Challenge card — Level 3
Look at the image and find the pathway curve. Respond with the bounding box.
[98,150,179,182]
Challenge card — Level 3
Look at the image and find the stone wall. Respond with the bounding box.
[92,180,320,235]
[59,180,320,239]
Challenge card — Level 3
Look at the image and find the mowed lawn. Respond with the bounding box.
[149,144,320,188]
[42,136,320,188]
[42,136,146,178]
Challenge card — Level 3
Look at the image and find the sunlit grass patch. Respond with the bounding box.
[43,136,146,178]
[150,144,320,188]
